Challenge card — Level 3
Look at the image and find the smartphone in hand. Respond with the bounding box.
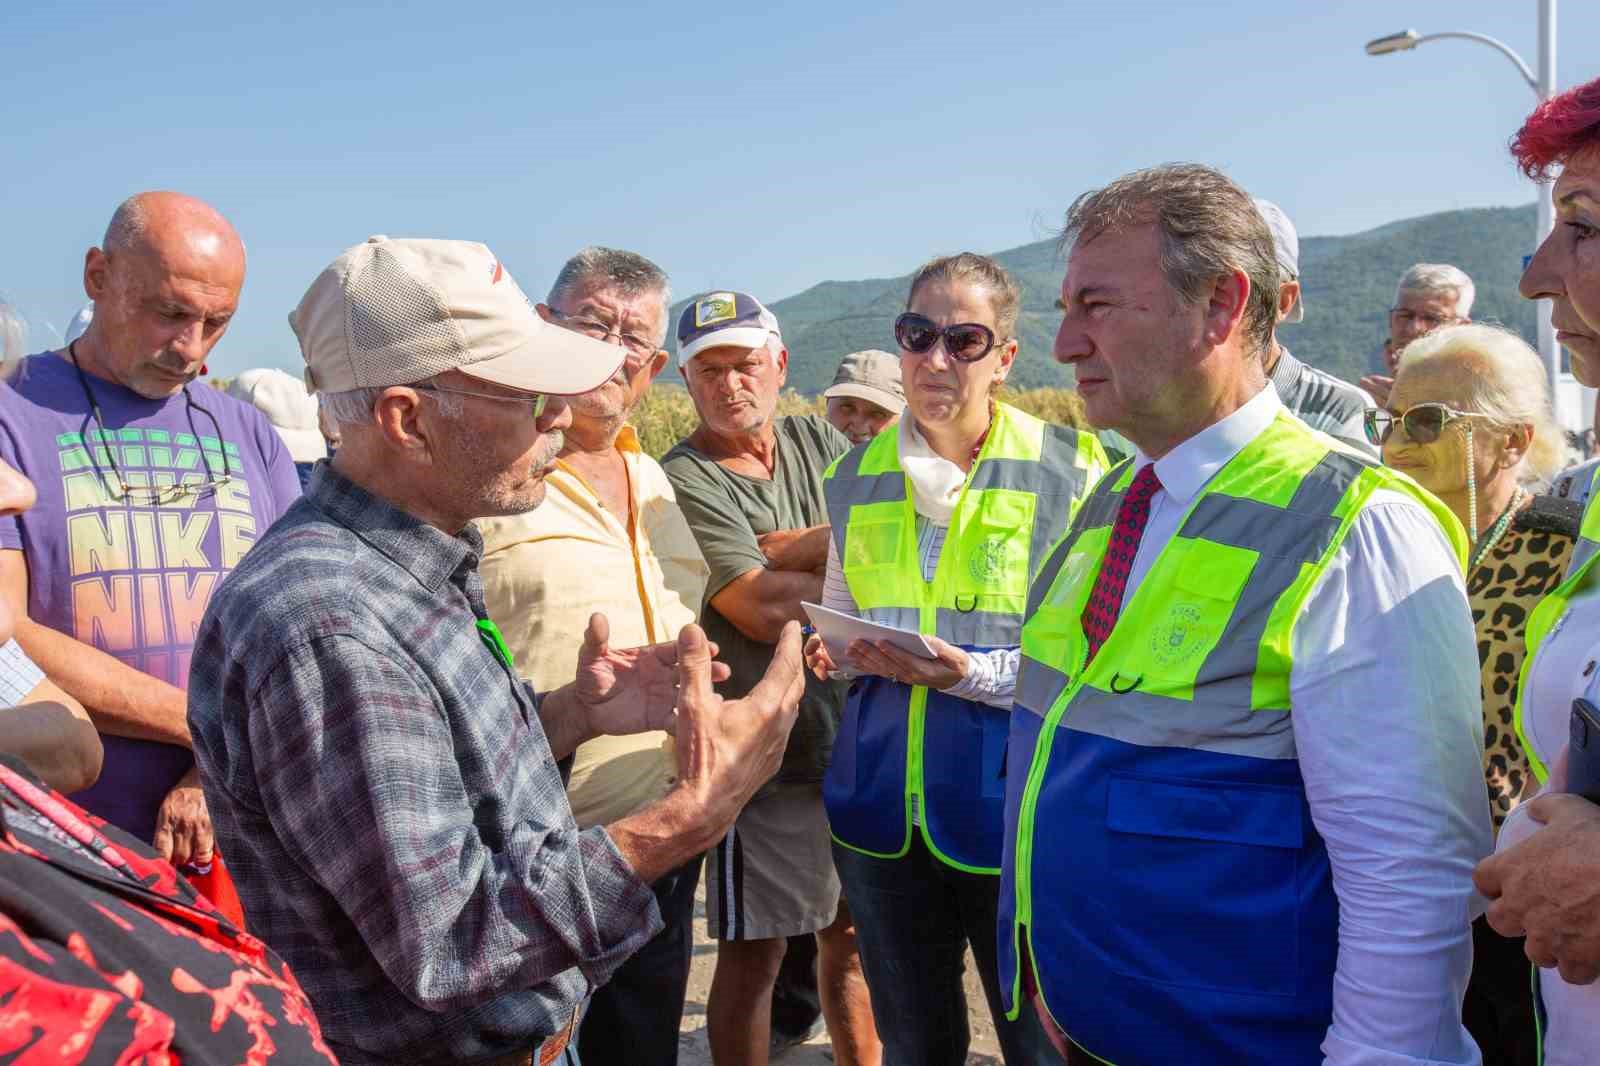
[1568,699,1600,803]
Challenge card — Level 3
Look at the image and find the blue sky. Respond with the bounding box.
[3,1,1595,379]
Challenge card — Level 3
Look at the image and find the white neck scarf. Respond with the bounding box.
[898,415,971,526]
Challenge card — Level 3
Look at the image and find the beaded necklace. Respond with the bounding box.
[1469,486,1526,573]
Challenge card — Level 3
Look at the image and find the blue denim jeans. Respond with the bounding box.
[832,837,1057,1066]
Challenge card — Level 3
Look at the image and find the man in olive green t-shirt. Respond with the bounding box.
[662,290,879,1066]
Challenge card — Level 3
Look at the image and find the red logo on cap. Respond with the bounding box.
[490,260,504,284]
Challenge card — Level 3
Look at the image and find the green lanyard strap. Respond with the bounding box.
[476,618,515,670]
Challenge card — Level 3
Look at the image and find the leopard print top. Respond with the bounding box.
[1467,508,1576,832]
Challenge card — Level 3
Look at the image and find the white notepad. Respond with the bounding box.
[801,601,937,664]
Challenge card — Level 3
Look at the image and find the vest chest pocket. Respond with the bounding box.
[1136,540,1258,699]
[842,511,910,605]
[957,490,1037,609]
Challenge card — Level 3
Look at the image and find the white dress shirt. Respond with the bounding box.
[1123,386,1490,1066]
[1494,577,1600,1066]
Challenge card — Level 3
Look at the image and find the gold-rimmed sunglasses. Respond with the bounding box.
[1364,402,1481,447]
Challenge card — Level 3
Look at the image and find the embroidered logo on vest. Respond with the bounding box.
[1149,602,1213,667]
[969,534,1012,586]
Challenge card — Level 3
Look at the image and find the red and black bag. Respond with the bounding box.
[0,754,338,1064]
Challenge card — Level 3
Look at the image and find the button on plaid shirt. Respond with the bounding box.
[188,463,662,1065]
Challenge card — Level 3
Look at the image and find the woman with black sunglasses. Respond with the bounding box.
[1375,321,1573,1064]
[803,253,1107,1065]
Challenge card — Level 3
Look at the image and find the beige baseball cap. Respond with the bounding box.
[291,236,623,397]
[822,349,904,413]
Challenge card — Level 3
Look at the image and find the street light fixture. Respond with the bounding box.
[1363,3,1562,410]
[1365,28,1537,89]
[1364,30,1420,57]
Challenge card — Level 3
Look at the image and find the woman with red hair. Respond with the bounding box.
[1475,74,1600,1066]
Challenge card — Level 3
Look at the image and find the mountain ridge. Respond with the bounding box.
[672,203,1540,394]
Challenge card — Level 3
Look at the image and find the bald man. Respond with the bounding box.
[0,192,299,896]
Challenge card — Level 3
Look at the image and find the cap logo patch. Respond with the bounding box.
[490,260,504,284]
[695,293,738,327]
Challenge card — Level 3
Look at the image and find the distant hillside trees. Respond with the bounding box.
[665,204,1541,394]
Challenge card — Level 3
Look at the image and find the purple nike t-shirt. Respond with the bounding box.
[0,353,300,843]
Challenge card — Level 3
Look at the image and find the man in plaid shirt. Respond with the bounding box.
[187,237,805,1066]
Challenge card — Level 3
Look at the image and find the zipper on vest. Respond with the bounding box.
[907,683,929,832]
[1549,609,1572,644]
[1013,642,1091,936]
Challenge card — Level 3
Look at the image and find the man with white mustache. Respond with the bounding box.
[187,241,805,1064]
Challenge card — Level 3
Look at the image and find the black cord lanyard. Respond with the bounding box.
[66,342,236,498]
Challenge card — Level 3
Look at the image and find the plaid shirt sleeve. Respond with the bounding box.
[248,633,659,1010]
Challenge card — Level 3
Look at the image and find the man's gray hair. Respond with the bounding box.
[320,384,463,427]
[1059,163,1280,354]
[1396,263,1476,318]
[546,247,672,342]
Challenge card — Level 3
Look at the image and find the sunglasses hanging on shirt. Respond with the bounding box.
[67,342,237,505]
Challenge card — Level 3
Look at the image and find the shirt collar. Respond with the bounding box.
[1136,384,1283,505]
[1266,344,1303,395]
[615,424,642,455]
[306,461,479,593]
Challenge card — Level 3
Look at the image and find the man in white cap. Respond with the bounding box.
[186,239,805,1066]
[823,349,904,446]
[224,367,328,490]
[1253,199,1376,455]
[662,291,879,1066]
[63,302,94,345]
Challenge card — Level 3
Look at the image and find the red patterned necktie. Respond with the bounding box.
[1080,463,1163,662]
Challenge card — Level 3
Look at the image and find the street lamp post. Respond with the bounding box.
[1537,2,1559,410]
[1364,1,1561,410]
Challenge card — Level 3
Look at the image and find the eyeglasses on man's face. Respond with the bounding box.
[412,383,549,420]
[1388,308,1460,331]
[546,307,661,360]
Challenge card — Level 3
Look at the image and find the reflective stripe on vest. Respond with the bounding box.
[1567,463,1600,579]
[999,412,1466,1064]
[822,404,1106,872]
[1516,463,1600,782]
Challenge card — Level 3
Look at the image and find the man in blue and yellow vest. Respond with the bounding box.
[997,164,1492,1066]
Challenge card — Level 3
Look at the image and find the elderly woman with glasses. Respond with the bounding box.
[1371,322,1574,1064]
[1467,75,1600,1066]
[801,252,1107,1065]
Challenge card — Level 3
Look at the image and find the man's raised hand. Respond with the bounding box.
[575,612,727,737]
[674,621,803,821]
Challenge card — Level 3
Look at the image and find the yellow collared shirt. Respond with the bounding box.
[479,425,709,828]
